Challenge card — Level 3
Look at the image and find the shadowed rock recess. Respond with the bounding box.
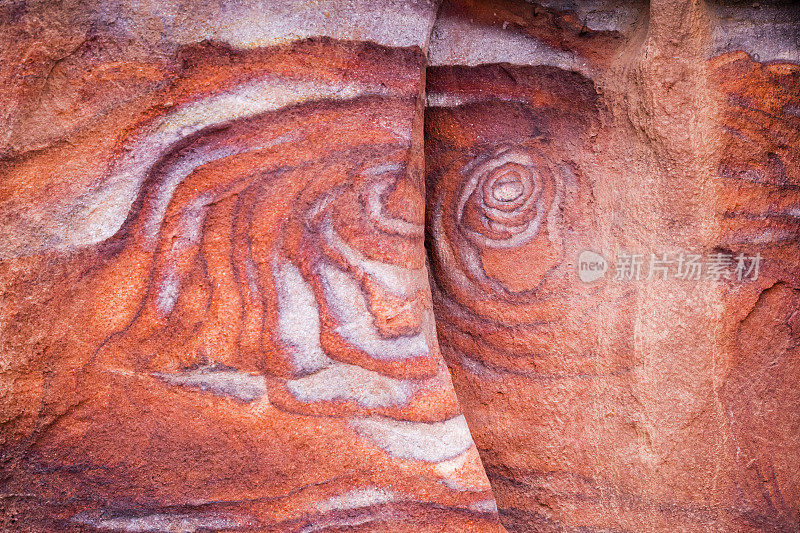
[0,0,797,532]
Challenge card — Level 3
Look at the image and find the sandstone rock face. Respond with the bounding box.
[1,1,799,532]
[713,45,800,533]
[425,0,799,531]
[0,2,504,531]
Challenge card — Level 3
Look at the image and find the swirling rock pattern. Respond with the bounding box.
[425,45,637,533]
[0,3,504,531]
[1,0,799,531]
[425,0,800,531]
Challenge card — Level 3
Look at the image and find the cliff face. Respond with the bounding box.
[426,1,800,530]
[0,1,798,532]
[0,3,504,531]
[426,2,800,531]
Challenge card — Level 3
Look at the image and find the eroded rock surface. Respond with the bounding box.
[0,2,504,531]
[1,0,798,532]
[425,0,799,531]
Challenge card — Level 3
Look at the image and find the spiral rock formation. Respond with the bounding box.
[0,9,503,531]
[424,1,800,531]
[1,1,798,532]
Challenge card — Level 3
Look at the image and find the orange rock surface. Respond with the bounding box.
[1,0,798,532]
[0,3,503,531]
[425,0,799,531]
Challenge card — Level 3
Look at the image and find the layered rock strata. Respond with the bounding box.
[425,0,799,530]
[0,2,504,531]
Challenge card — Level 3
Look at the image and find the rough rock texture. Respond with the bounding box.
[425,0,799,531]
[1,0,798,532]
[0,2,504,531]
[712,45,800,533]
